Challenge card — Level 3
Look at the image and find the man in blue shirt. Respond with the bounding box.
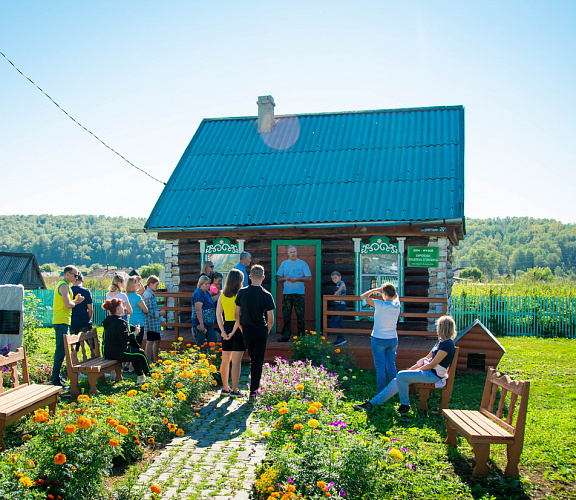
[276,246,311,341]
[233,252,251,287]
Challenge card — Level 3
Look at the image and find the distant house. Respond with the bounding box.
[85,268,138,279]
[144,97,465,333]
[0,252,46,289]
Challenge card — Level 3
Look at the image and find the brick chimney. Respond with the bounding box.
[257,95,275,134]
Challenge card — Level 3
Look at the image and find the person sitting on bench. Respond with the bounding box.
[102,298,150,384]
[355,315,457,415]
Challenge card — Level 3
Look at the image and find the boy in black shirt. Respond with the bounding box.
[235,265,275,397]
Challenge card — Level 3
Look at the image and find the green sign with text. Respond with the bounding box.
[407,247,439,267]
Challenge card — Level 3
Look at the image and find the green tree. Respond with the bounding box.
[140,263,163,279]
[459,267,482,281]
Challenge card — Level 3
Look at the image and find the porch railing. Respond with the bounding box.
[322,295,447,337]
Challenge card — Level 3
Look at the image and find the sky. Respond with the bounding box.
[1,1,575,224]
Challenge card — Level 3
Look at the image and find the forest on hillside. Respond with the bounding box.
[453,217,576,279]
[0,215,164,268]
[1,215,575,279]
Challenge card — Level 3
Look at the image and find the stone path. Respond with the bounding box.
[138,378,266,500]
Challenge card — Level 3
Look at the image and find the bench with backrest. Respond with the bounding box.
[0,347,62,449]
[414,346,460,411]
[63,328,122,397]
[442,367,530,477]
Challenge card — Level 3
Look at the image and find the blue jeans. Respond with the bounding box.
[194,325,218,348]
[370,369,440,406]
[371,336,398,393]
[330,303,346,341]
[51,323,69,385]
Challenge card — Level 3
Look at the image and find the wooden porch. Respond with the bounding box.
[151,292,446,370]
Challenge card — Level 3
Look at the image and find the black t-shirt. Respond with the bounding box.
[235,285,275,329]
[71,285,93,328]
[431,339,456,369]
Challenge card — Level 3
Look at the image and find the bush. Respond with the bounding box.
[459,267,482,281]
[23,293,44,354]
[292,331,356,372]
[140,264,163,280]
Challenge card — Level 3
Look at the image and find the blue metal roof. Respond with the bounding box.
[145,105,464,230]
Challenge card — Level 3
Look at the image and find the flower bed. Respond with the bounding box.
[0,341,221,500]
[253,357,420,500]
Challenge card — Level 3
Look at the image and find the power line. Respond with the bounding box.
[0,49,166,185]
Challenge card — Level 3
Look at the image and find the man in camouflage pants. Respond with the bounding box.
[276,246,311,341]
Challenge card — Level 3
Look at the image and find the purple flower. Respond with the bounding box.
[401,447,409,452]
[266,406,272,411]
[339,489,346,497]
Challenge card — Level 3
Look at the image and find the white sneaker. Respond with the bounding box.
[136,375,146,385]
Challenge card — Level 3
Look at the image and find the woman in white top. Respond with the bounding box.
[361,282,401,394]
[105,273,133,320]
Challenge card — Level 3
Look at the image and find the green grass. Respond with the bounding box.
[339,337,576,499]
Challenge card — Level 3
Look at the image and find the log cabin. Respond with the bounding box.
[143,96,466,368]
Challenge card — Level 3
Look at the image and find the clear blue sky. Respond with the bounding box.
[1,1,575,223]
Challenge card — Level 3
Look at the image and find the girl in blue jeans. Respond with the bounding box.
[361,283,401,393]
[355,315,457,415]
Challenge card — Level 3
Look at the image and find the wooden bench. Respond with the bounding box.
[442,367,530,477]
[414,346,460,411]
[0,347,62,449]
[63,328,122,397]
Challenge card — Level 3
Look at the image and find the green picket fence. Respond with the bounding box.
[29,289,109,327]
[452,295,576,338]
[28,290,576,338]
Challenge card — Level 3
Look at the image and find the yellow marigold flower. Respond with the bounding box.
[199,354,206,359]
[308,419,320,428]
[167,401,173,408]
[178,337,183,341]
[382,436,390,442]
[117,425,129,435]
[262,431,271,438]
[334,349,341,354]
[162,417,169,424]
[151,484,162,494]
[279,407,288,415]
[177,392,186,401]
[389,448,404,461]
[165,368,173,374]
[65,424,76,434]
[308,406,318,414]
[317,480,327,489]
[72,465,77,471]
[127,390,138,397]
[175,382,183,389]
[19,476,34,487]
[296,384,304,391]
[386,430,393,436]
[312,402,322,408]
[293,423,304,430]
[196,413,200,418]
[168,423,178,432]
[209,364,217,373]
[141,383,149,391]
[54,453,66,465]
[176,428,185,437]
[311,331,317,335]
[321,336,326,340]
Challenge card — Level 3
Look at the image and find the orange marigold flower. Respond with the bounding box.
[162,417,169,424]
[308,406,319,414]
[108,418,118,427]
[176,429,184,437]
[177,392,186,401]
[65,425,76,434]
[279,407,288,415]
[117,425,129,435]
[54,453,66,465]
[106,398,115,404]
[334,349,341,354]
[208,342,216,347]
[296,384,304,391]
[317,481,327,489]
[168,423,178,432]
[178,337,183,341]
[76,416,92,429]
[186,343,191,348]
[151,484,162,494]
[127,390,138,397]
[148,437,155,444]
[109,439,119,447]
